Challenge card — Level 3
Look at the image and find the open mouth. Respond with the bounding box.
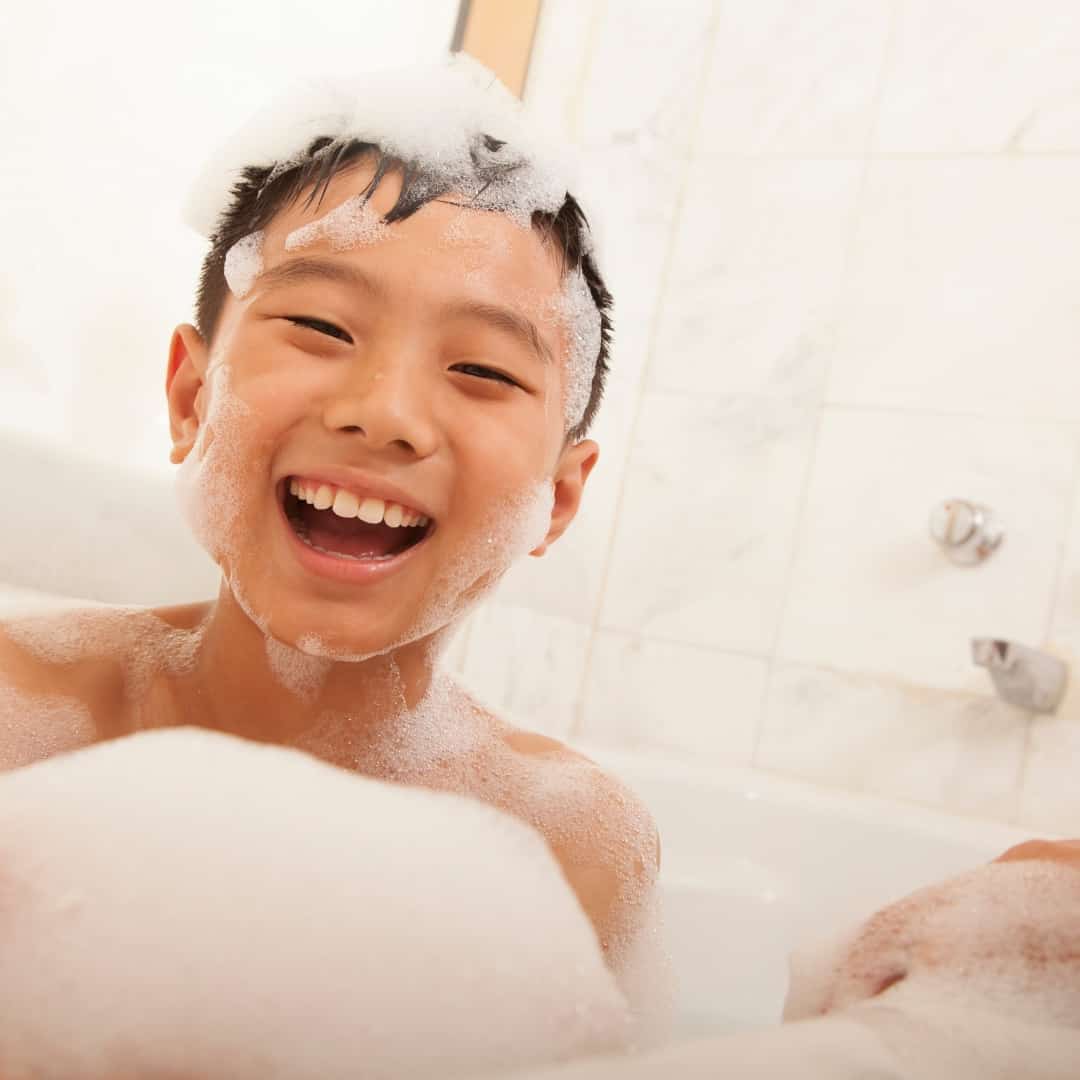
[280,477,434,563]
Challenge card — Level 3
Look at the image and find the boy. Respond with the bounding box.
[0,56,660,980]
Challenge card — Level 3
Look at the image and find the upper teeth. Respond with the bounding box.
[289,479,430,528]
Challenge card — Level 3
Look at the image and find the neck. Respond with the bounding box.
[166,580,451,749]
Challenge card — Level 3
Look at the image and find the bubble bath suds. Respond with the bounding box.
[289,664,673,1045]
[283,194,391,253]
[223,230,264,298]
[188,53,603,436]
[0,728,632,1078]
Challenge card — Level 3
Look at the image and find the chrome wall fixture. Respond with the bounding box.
[929,499,1004,566]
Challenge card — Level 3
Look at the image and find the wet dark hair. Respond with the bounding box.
[194,134,612,442]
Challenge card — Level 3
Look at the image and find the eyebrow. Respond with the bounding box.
[255,255,553,367]
[255,256,388,300]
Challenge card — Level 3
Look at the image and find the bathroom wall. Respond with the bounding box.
[456,0,1080,835]
[0,0,459,471]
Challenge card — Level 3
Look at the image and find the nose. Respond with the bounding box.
[321,354,439,459]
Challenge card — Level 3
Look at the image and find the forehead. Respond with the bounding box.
[256,159,567,310]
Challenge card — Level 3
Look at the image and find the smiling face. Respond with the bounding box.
[167,159,598,659]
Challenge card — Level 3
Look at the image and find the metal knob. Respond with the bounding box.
[929,499,1003,566]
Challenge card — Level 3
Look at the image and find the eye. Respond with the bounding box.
[451,363,520,387]
[285,316,353,343]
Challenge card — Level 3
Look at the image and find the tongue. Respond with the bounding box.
[301,504,405,559]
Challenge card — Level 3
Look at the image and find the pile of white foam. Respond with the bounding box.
[183,54,578,239]
[503,857,1080,1080]
[183,54,603,432]
[0,728,631,1078]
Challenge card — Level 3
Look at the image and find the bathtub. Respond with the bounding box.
[0,430,1051,1052]
[565,742,1044,1040]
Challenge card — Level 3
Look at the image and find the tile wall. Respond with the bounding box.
[449,0,1080,834]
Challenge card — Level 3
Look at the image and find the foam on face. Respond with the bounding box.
[175,362,256,581]
[553,267,602,431]
[223,230,264,298]
[0,728,631,1077]
[284,193,391,253]
[294,479,555,665]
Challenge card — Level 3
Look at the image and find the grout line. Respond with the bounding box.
[663,150,1080,160]
[1041,424,1080,644]
[569,0,726,739]
[640,388,1080,429]
[751,0,902,768]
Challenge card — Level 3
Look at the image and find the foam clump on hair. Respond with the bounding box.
[184,53,577,238]
[0,728,630,1078]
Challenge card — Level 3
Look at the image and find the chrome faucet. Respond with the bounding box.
[971,638,1068,713]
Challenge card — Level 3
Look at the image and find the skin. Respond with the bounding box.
[0,158,659,964]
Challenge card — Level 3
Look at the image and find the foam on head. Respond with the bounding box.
[185,55,575,239]
[0,727,631,1077]
[189,54,603,438]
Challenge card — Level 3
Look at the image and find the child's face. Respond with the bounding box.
[167,159,597,658]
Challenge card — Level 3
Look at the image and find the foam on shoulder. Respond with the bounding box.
[0,728,630,1078]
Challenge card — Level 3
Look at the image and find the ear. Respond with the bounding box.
[530,440,599,557]
[166,324,210,465]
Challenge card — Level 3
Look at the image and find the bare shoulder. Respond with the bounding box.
[494,720,662,956]
[0,606,141,771]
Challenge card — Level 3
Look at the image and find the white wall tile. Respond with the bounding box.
[777,409,1075,691]
[582,630,767,761]
[523,0,602,141]
[876,0,1080,153]
[600,391,818,653]
[1018,713,1080,834]
[698,0,891,154]
[578,0,716,152]
[652,156,863,397]
[826,158,1080,419]
[457,600,591,738]
[759,662,1029,821]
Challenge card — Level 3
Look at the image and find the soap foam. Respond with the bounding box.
[553,267,602,430]
[184,55,575,239]
[184,54,602,438]
[284,193,391,252]
[223,230,264,298]
[0,684,96,772]
[291,665,672,1044]
[0,728,630,1078]
[175,362,256,582]
[263,633,332,702]
[2,606,205,706]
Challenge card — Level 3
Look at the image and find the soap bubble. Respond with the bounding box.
[0,727,632,1077]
